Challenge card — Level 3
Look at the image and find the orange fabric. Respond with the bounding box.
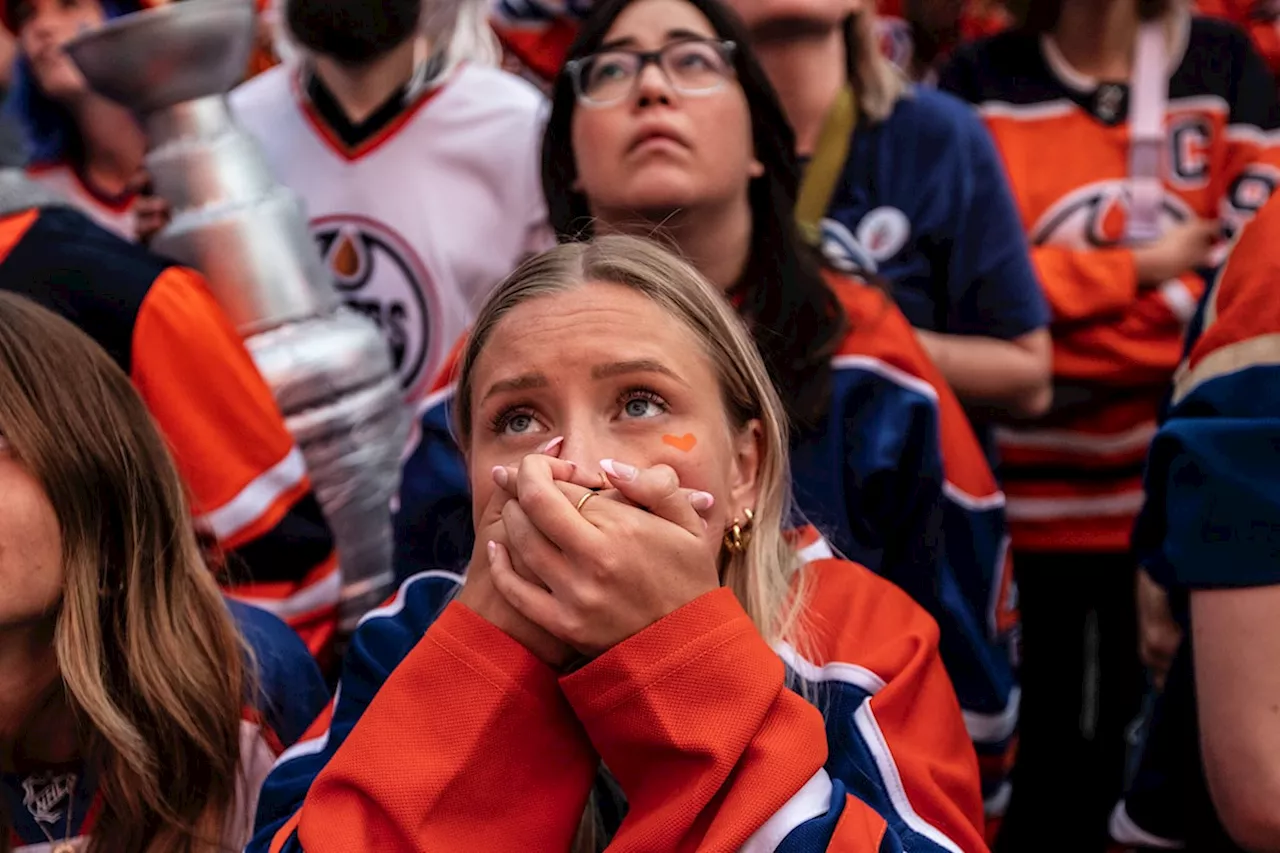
[977,79,1280,550]
[285,559,986,851]
[0,209,39,261]
[797,560,987,848]
[293,602,597,850]
[1187,192,1280,372]
[130,267,303,544]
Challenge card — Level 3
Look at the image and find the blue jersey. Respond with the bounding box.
[393,273,1018,823]
[1112,195,1280,850]
[818,86,1048,341]
[250,539,987,852]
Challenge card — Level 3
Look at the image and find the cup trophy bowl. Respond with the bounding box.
[66,0,410,641]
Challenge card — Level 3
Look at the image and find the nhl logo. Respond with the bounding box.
[21,771,75,826]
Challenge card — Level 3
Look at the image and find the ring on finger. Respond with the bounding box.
[575,491,598,513]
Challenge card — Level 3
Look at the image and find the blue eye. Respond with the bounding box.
[620,389,668,419]
[506,413,535,433]
[489,407,543,437]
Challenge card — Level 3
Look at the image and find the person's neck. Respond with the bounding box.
[0,620,75,771]
[313,37,420,125]
[599,200,753,293]
[750,24,847,157]
[70,94,146,198]
[1052,0,1141,81]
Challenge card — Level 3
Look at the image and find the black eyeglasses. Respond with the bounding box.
[565,39,737,107]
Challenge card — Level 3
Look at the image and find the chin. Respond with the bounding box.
[606,173,704,216]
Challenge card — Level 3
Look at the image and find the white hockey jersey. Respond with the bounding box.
[229,62,552,405]
[27,162,137,240]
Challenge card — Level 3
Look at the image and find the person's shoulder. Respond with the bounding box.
[1187,12,1254,53]
[349,569,466,646]
[448,62,548,116]
[822,271,939,391]
[227,599,330,746]
[229,64,294,120]
[790,547,942,678]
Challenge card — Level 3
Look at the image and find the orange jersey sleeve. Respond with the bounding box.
[290,601,597,851]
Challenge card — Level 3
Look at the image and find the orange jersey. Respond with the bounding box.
[251,539,986,852]
[940,14,1280,552]
[0,203,341,661]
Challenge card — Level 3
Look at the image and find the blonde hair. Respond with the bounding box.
[454,235,810,649]
[848,6,910,123]
[0,293,251,853]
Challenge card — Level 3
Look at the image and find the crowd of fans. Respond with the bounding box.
[0,0,1278,850]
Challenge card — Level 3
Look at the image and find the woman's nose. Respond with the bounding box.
[558,431,612,488]
[634,61,675,106]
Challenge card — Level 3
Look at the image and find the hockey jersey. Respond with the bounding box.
[25,162,137,240]
[229,62,552,409]
[2,599,329,852]
[1111,187,1280,852]
[939,14,1280,553]
[0,199,341,661]
[1195,0,1280,77]
[249,533,986,852]
[393,272,1019,824]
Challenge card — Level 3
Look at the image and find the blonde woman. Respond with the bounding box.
[0,292,328,852]
[249,235,985,853]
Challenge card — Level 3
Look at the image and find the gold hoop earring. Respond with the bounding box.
[723,508,755,555]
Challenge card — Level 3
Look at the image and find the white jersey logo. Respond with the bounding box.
[21,771,75,827]
[1029,179,1194,249]
[855,206,912,263]
[314,215,440,397]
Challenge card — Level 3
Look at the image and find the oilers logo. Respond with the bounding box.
[1028,179,1195,249]
[313,214,439,399]
[874,15,914,73]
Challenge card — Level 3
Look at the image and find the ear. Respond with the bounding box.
[727,418,765,517]
[747,158,765,179]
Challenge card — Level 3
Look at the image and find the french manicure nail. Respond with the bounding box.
[486,540,497,562]
[538,436,564,455]
[491,465,509,487]
[600,458,637,482]
[689,491,715,511]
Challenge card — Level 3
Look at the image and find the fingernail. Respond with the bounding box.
[537,436,564,455]
[689,491,715,511]
[486,540,497,562]
[491,465,509,488]
[600,458,636,482]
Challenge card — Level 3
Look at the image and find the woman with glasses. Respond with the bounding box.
[395,0,1018,834]
[249,235,986,853]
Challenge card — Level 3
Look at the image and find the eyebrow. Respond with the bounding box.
[591,359,689,386]
[598,29,712,51]
[480,372,549,403]
[481,360,687,403]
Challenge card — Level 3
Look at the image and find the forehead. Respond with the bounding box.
[474,282,712,384]
[604,0,719,42]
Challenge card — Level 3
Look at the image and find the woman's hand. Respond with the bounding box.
[455,455,581,669]
[487,456,721,659]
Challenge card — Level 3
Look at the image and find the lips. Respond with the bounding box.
[627,124,690,153]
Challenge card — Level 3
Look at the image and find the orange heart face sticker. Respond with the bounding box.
[662,433,697,452]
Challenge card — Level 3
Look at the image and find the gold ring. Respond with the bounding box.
[575,491,598,513]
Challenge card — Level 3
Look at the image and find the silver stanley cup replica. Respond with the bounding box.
[65,0,410,640]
